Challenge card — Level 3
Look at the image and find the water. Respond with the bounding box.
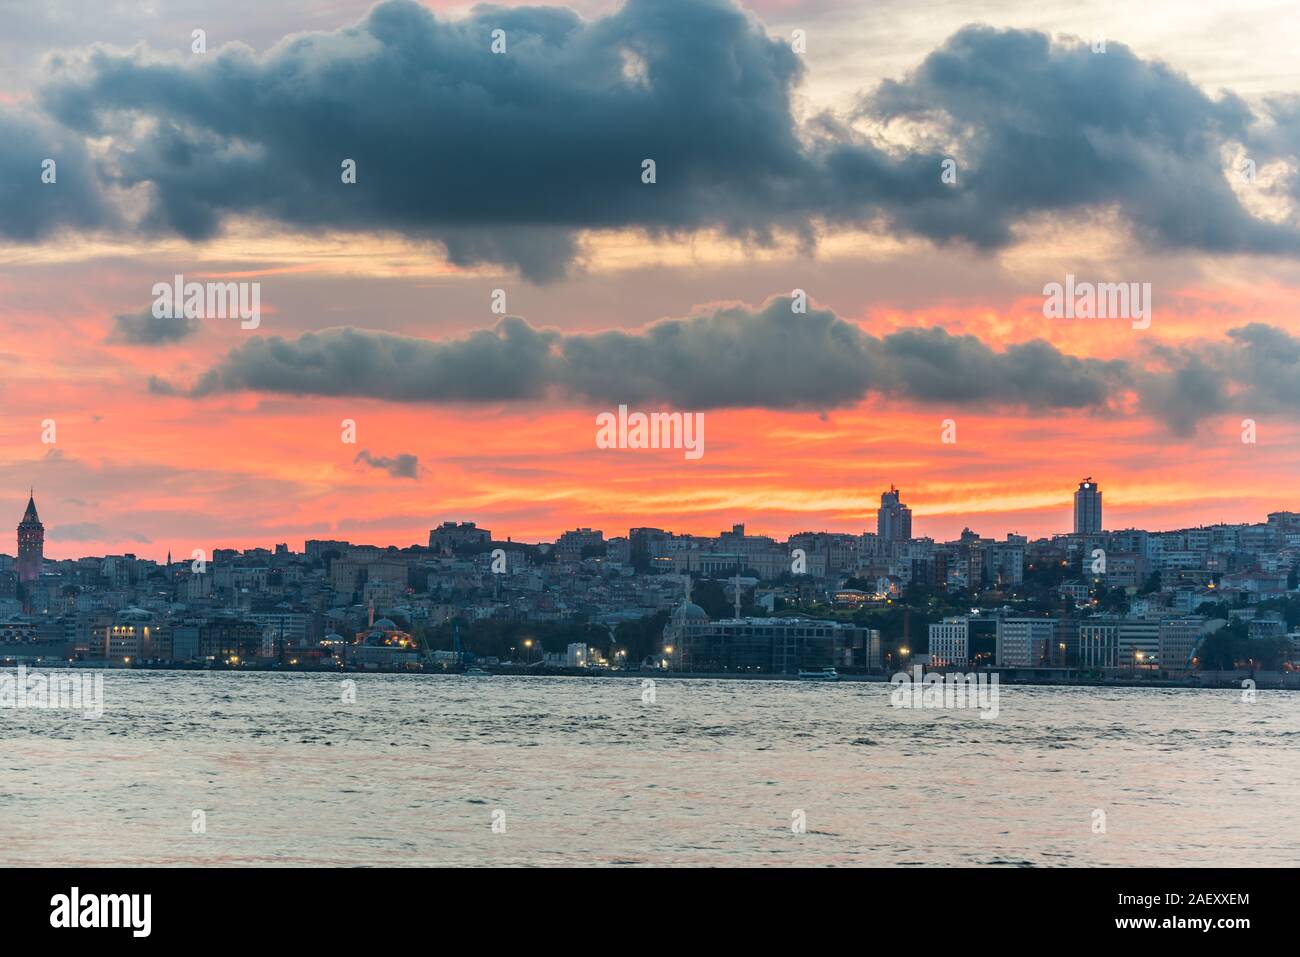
[1,671,1296,866]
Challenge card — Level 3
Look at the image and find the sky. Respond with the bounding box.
[1,0,1299,559]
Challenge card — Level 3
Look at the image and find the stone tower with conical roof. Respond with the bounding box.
[17,490,44,584]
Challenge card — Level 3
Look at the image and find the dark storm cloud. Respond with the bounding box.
[169,296,1128,413]
[861,25,1296,255]
[187,318,559,400]
[0,109,114,240]
[107,309,198,345]
[1137,322,1300,434]
[36,0,814,280]
[165,296,1300,432]
[354,449,419,479]
[24,1,1300,276]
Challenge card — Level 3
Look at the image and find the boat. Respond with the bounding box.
[798,668,840,682]
[462,666,490,677]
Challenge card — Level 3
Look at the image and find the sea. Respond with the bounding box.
[1,670,1296,866]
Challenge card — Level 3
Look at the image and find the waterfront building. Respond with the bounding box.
[1158,617,1207,673]
[1119,618,1160,666]
[102,607,161,662]
[661,599,876,673]
[928,617,969,667]
[346,617,418,668]
[1078,619,1121,669]
[996,618,1055,668]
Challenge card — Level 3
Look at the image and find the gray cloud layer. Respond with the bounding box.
[160,295,1127,410]
[7,0,1297,277]
[162,297,1297,433]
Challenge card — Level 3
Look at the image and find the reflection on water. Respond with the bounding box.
[1,671,1297,866]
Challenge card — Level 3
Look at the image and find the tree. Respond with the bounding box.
[692,579,733,619]
[613,610,670,663]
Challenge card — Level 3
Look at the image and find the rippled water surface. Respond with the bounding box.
[1,671,1297,866]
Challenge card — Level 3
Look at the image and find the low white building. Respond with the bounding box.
[929,617,969,667]
[996,618,1055,668]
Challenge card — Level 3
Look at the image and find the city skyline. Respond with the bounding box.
[14,481,1299,563]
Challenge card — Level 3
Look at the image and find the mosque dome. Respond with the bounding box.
[671,600,709,622]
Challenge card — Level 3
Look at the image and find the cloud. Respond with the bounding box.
[160,294,1300,433]
[164,296,1129,414]
[0,108,115,240]
[35,0,813,279]
[354,448,420,479]
[188,317,558,400]
[23,1,1300,277]
[107,309,198,345]
[1138,322,1300,434]
[857,25,1298,255]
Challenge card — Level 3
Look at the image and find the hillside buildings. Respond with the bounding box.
[1,484,1295,677]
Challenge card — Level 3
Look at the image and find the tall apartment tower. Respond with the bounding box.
[17,491,44,583]
[1073,478,1102,534]
[878,485,913,543]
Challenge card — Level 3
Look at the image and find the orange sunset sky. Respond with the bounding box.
[1,0,1299,559]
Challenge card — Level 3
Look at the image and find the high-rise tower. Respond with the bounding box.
[1073,478,1102,534]
[878,485,913,543]
[17,490,44,583]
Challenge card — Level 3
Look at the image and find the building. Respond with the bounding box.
[330,558,407,597]
[346,617,419,668]
[1248,613,1287,641]
[1119,619,1160,667]
[878,486,913,543]
[996,618,1055,668]
[101,607,169,662]
[928,617,969,667]
[555,529,604,562]
[661,600,876,674]
[305,539,350,560]
[199,619,263,661]
[428,522,492,552]
[1078,619,1121,669]
[1158,617,1205,673]
[1074,478,1102,535]
[16,492,43,584]
[1105,552,1148,589]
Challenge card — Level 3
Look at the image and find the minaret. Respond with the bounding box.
[17,490,44,584]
